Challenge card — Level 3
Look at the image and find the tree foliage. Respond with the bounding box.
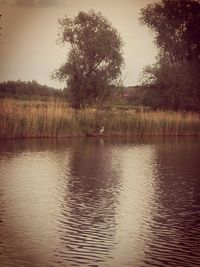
[140,0,200,66]
[139,0,200,110]
[142,63,200,110]
[53,10,124,108]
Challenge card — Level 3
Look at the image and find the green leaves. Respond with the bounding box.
[140,0,200,66]
[140,0,200,111]
[54,10,124,108]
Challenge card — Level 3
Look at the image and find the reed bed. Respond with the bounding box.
[0,99,200,139]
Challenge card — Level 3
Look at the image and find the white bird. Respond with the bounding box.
[99,126,104,134]
[84,126,104,137]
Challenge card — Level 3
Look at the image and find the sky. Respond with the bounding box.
[0,0,157,89]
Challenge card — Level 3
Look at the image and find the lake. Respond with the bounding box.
[0,138,200,267]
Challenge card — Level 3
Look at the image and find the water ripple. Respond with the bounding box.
[0,138,200,267]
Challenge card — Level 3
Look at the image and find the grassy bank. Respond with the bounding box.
[0,99,200,139]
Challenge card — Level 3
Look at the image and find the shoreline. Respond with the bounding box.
[1,132,200,141]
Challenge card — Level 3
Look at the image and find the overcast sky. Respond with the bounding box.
[0,0,157,88]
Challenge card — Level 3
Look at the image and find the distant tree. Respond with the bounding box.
[0,80,63,100]
[139,0,200,111]
[53,10,124,108]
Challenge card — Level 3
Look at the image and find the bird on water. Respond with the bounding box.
[99,126,104,134]
[85,126,104,137]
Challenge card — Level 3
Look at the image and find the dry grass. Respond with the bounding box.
[0,99,200,139]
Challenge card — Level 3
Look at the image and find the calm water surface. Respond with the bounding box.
[0,138,200,267]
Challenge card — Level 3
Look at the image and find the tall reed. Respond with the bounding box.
[0,99,200,139]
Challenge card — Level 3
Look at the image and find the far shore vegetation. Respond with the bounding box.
[0,98,199,139]
[1,1,200,139]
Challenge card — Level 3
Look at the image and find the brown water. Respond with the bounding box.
[0,138,200,267]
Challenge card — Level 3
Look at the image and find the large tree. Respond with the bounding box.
[53,10,124,108]
[140,0,200,66]
[139,0,200,110]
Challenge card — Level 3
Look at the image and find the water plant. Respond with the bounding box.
[0,99,199,139]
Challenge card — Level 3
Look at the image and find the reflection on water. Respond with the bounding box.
[0,138,200,267]
[145,140,200,267]
[56,139,122,266]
